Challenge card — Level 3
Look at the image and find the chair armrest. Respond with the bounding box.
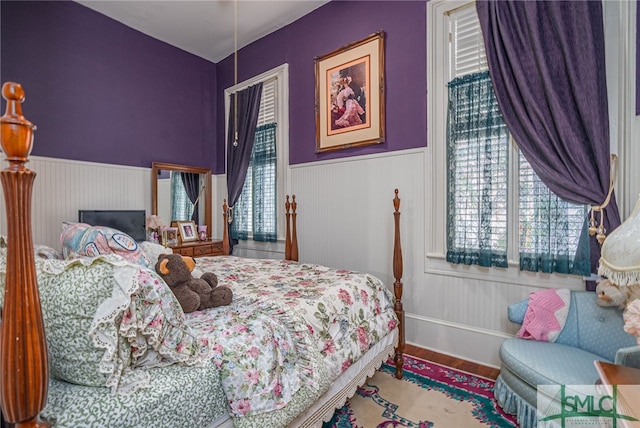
[615,345,640,368]
[507,299,529,325]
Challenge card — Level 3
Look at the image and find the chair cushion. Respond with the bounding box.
[500,338,605,388]
[568,292,636,360]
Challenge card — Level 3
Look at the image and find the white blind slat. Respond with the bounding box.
[450,5,487,78]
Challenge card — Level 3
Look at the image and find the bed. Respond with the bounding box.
[0,82,405,428]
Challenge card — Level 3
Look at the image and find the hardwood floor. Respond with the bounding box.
[404,343,501,380]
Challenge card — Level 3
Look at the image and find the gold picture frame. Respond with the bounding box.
[162,227,179,246]
[315,31,385,153]
[177,220,198,242]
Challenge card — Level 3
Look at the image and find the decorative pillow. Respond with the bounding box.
[138,240,173,268]
[0,254,214,394]
[61,222,150,267]
[516,288,571,342]
[0,245,62,306]
[40,255,218,393]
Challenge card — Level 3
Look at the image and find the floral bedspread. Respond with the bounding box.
[0,249,398,428]
[190,256,398,425]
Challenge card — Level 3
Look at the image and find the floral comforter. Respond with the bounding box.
[190,256,398,426]
[0,250,397,428]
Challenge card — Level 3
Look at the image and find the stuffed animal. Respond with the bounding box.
[155,253,232,313]
[595,278,640,309]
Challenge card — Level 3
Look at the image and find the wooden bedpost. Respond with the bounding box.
[290,195,298,262]
[284,195,298,262]
[222,199,230,255]
[393,189,405,379]
[223,195,298,261]
[0,82,50,427]
[285,196,292,260]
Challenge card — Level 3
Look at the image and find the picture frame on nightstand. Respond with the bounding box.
[163,227,179,246]
[178,221,198,242]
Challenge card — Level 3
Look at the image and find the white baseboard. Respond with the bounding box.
[405,312,511,369]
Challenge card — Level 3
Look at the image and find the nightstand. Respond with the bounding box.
[594,361,640,428]
[169,239,224,258]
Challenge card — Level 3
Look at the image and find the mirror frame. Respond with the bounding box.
[151,162,212,240]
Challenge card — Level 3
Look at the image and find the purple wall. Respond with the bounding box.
[637,0,639,115]
[0,1,217,170]
[1,1,426,173]
[215,1,427,172]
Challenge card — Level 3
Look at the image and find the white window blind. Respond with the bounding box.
[257,78,277,126]
[449,3,487,79]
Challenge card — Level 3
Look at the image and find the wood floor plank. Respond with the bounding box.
[404,344,500,380]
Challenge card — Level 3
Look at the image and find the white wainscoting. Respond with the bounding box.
[279,148,570,368]
[0,152,596,367]
[0,156,150,249]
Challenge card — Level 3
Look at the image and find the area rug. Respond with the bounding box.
[323,355,518,428]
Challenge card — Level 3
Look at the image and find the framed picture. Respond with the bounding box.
[163,227,179,246]
[178,221,198,242]
[315,31,385,153]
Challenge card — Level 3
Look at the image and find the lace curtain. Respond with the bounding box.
[446,71,590,275]
[170,172,193,223]
[446,71,509,268]
[519,152,590,275]
[232,123,277,242]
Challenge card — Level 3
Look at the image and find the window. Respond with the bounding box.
[225,65,289,243]
[170,172,194,222]
[233,122,277,241]
[428,1,588,279]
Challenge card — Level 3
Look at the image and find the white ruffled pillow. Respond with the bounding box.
[1,254,213,394]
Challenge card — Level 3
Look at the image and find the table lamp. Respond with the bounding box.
[598,196,640,343]
[146,215,167,244]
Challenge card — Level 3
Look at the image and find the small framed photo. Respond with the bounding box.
[163,227,179,246]
[178,221,198,242]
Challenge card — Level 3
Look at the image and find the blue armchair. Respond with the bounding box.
[494,290,640,428]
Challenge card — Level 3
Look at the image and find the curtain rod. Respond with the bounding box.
[444,1,476,16]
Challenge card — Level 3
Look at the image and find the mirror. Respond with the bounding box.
[151,162,212,241]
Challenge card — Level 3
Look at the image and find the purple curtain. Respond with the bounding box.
[476,0,621,286]
[226,82,263,253]
[181,172,200,225]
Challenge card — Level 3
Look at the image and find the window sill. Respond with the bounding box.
[425,253,585,289]
[233,239,285,255]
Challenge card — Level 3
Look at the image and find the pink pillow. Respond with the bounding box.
[516,288,570,342]
[61,222,150,267]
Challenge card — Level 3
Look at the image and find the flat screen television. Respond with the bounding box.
[78,210,146,242]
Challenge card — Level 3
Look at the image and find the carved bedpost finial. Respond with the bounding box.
[1,82,36,170]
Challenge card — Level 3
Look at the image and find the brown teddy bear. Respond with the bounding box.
[155,253,232,313]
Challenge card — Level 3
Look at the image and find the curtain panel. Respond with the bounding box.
[181,172,200,226]
[446,71,509,268]
[226,82,263,252]
[170,172,193,223]
[476,0,621,284]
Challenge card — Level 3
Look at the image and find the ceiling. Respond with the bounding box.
[75,1,330,63]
